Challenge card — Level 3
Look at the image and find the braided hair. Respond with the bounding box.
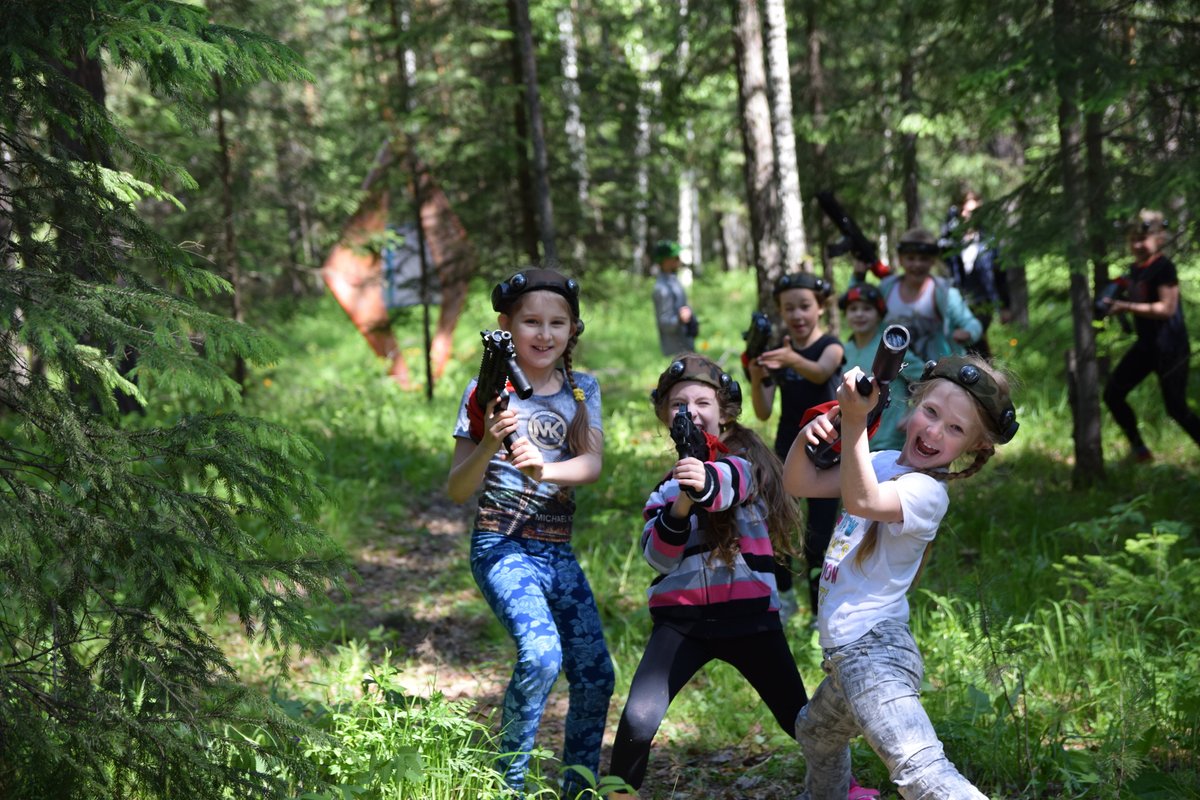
[504,289,595,458]
[653,353,802,568]
[559,325,595,456]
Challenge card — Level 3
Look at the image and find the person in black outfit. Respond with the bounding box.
[746,273,844,621]
[1100,209,1200,463]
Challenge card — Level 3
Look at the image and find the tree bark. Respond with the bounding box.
[1084,110,1109,293]
[558,2,595,261]
[898,9,920,230]
[678,0,702,273]
[213,73,246,387]
[763,0,807,271]
[804,1,838,330]
[512,0,557,262]
[1054,0,1105,485]
[506,0,540,263]
[731,0,781,311]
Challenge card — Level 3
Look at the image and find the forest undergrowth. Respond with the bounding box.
[226,265,1200,799]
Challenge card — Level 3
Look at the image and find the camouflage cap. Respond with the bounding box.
[651,354,742,412]
[921,356,1018,443]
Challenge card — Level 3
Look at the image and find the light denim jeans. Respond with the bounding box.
[470,530,615,799]
[794,619,988,800]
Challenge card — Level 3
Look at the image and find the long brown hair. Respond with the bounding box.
[654,354,802,567]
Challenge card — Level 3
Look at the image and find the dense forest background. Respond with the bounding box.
[3,1,1199,798]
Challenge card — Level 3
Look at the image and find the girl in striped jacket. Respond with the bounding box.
[607,354,878,799]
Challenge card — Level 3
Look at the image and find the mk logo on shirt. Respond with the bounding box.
[527,409,568,451]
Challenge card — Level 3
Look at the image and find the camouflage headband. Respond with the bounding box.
[921,356,1019,444]
[651,355,743,409]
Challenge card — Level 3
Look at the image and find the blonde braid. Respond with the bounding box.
[561,332,593,455]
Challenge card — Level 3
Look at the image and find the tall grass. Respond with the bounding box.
[234,259,1199,798]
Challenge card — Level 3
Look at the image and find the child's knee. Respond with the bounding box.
[516,647,563,692]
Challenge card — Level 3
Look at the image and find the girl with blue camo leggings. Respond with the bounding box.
[448,267,613,799]
[783,354,1019,800]
[607,355,877,799]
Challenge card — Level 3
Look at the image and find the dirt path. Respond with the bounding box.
[336,495,829,800]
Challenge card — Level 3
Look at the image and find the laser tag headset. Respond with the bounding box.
[921,356,1019,444]
[650,355,743,415]
[491,268,584,335]
[838,284,887,316]
[773,271,832,299]
[897,229,943,258]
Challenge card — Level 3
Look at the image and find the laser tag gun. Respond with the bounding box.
[805,324,911,470]
[472,329,534,452]
[670,404,709,462]
[741,310,777,386]
[1093,276,1132,332]
[816,190,892,279]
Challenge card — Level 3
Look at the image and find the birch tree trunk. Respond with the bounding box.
[677,0,701,279]
[1054,0,1105,485]
[763,0,807,271]
[512,0,558,262]
[731,0,781,310]
[558,2,594,261]
[629,42,658,275]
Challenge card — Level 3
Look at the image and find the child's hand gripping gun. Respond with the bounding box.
[471,329,534,452]
[804,324,911,470]
[741,310,776,386]
[670,404,709,462]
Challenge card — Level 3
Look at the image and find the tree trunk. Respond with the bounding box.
[213,73,246,387]
[512,0,557,262]
[558,2,594,261]
[762,0,807,271]
[390,0,434,399]
[629,41,658,275]
[731,0,781,311]
[506,0,540,263]
[898,11,920,230]
[1084,109,1109,293]
[1054,0,1105,485]
[804,1,838,331]
[678,0,702,273]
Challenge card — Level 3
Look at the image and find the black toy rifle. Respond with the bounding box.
[816,190,891,279]
[670,404,709,462]
[1093,277,1133,333]
[805,324,910,470]
[475,329,534,451]
[742,310,776,387]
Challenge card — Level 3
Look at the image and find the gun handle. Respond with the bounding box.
[804,433,842,470]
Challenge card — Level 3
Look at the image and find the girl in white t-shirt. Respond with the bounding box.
[782,354,1018,800]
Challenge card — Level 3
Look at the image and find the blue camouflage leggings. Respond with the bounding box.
[470,531,615,798]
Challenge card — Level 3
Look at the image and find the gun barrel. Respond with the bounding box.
[816,190,878,265]
[811,324,910,469]
[871,324,910,385]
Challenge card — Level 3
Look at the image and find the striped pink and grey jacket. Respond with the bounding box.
[641,455,782,628]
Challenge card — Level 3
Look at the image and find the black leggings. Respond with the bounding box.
[608,624,808,790]
[1103,340,1200,451]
